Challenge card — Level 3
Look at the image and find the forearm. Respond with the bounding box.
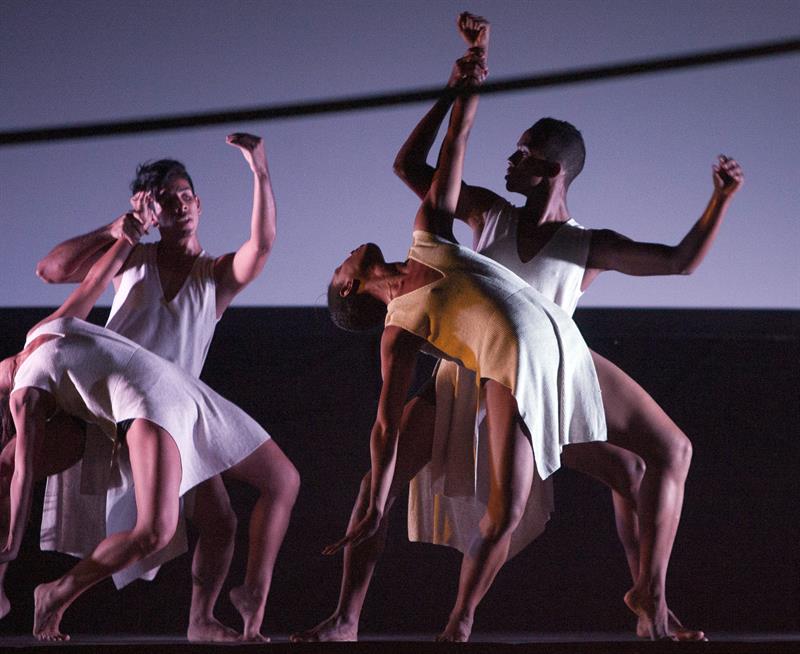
[4,403,44,557]
[672,190,733,274]
[429,91,479,214]
[393,94,454,195]
[36,222,116,284]
[249,167,276,254]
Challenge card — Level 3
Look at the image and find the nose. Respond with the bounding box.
[508,151,523,166]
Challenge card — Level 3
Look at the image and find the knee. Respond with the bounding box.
[482,503,526,544]
[132,523,176,557]
[662,431,693,474]
[621,455,646,502]
[276,461,301,507]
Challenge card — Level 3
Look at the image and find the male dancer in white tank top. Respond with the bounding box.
[293,16,742,643]
[0,133,291,641]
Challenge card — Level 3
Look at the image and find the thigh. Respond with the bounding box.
[188,474,232,525]
[483,380,534,518]
[390,393,436,494]
[591,350,684,460]
[561,440,643,500]
[126,419,182,533]
[225,439,296,495]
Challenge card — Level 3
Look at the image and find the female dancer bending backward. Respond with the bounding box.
[324,20,608,642]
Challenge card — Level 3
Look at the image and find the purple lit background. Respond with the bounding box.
[1,0,798,308]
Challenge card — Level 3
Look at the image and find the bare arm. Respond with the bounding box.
[28,234,136,335]
[415,19,488,236]
[394,15,498,231]
[1,388,54,563]
[213,133,277,317]
[586,156,744,276]
[36,192,156,284]
[323,326,421,553]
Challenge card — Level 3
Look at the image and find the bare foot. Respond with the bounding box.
[290,614,358,642]
[636,607,706,641]
[187,616,241,643]
[33,582,69,641]
[229,585,267,642]
[435,613,473,642]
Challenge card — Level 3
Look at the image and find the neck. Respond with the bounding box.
[157,234,202,257]
[362,261,407,305]
[521,182,570,225]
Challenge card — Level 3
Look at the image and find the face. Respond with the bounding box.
[505,130,561,194]
[331,243,384,296]
[154,176,201,235]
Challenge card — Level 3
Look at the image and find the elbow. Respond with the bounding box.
[392,156,412,183]
[35,261,61,284]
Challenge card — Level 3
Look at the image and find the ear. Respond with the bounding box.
[546,161,562,177]
[339,278,360,298]
[196,195,202,215]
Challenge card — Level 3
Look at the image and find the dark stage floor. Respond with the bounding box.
[2,633,800,653]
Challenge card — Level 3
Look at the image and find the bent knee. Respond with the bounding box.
[132,524,176,557]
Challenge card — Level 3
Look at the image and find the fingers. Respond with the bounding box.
[226,132,263,151]
[713,154,744,192]
[457,11,490,48]
[322,534,352,556]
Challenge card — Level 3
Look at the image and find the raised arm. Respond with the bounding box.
[323,326,421,554]
[28,224,142,335]
[1,387,54,563]
[415,17,488,236]
[36,192,156,284]
[586,156,744,277]
[395,13,498,230]
[213,133,277,317]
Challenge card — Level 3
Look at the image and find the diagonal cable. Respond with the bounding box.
[1,37,798,147]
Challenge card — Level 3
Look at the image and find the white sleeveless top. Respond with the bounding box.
[106,243,219,377]
[475,199,591,316]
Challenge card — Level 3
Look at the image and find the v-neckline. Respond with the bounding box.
[514,213,570,265]
[153,247,202,304]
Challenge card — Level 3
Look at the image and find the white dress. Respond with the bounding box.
[39,244,221,587]
[408,200,594,558]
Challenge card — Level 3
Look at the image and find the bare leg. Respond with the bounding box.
[33,419,181,641]
[591,351,703,641]
[560,440,644,581]
[186,475,239,642]
[0,414,85,621]
[438,380,533,642]
[224,439,299,642]
[291,390,436,642]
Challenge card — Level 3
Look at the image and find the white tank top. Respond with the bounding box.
[475,199,591,317]
[106,243,219,377]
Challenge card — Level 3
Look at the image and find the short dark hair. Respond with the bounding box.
[527,118,586,187]
[327,281,387,332]
[130,159,195,195]
[0,395,15,451]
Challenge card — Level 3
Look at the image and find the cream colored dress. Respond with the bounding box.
[15,317,269,526]
[39,244,221,587]
[393,231,604,558]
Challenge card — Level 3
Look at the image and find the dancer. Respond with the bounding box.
[318,14,621,642]
[0,134,288,641]
[295,13,742,642]
[394,30,742,645]
[0,218,298,641]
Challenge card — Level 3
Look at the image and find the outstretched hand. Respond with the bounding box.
[322,507,383,556]
[227,133,268,176]
[457,12,490,52]
[712,155,743,197]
